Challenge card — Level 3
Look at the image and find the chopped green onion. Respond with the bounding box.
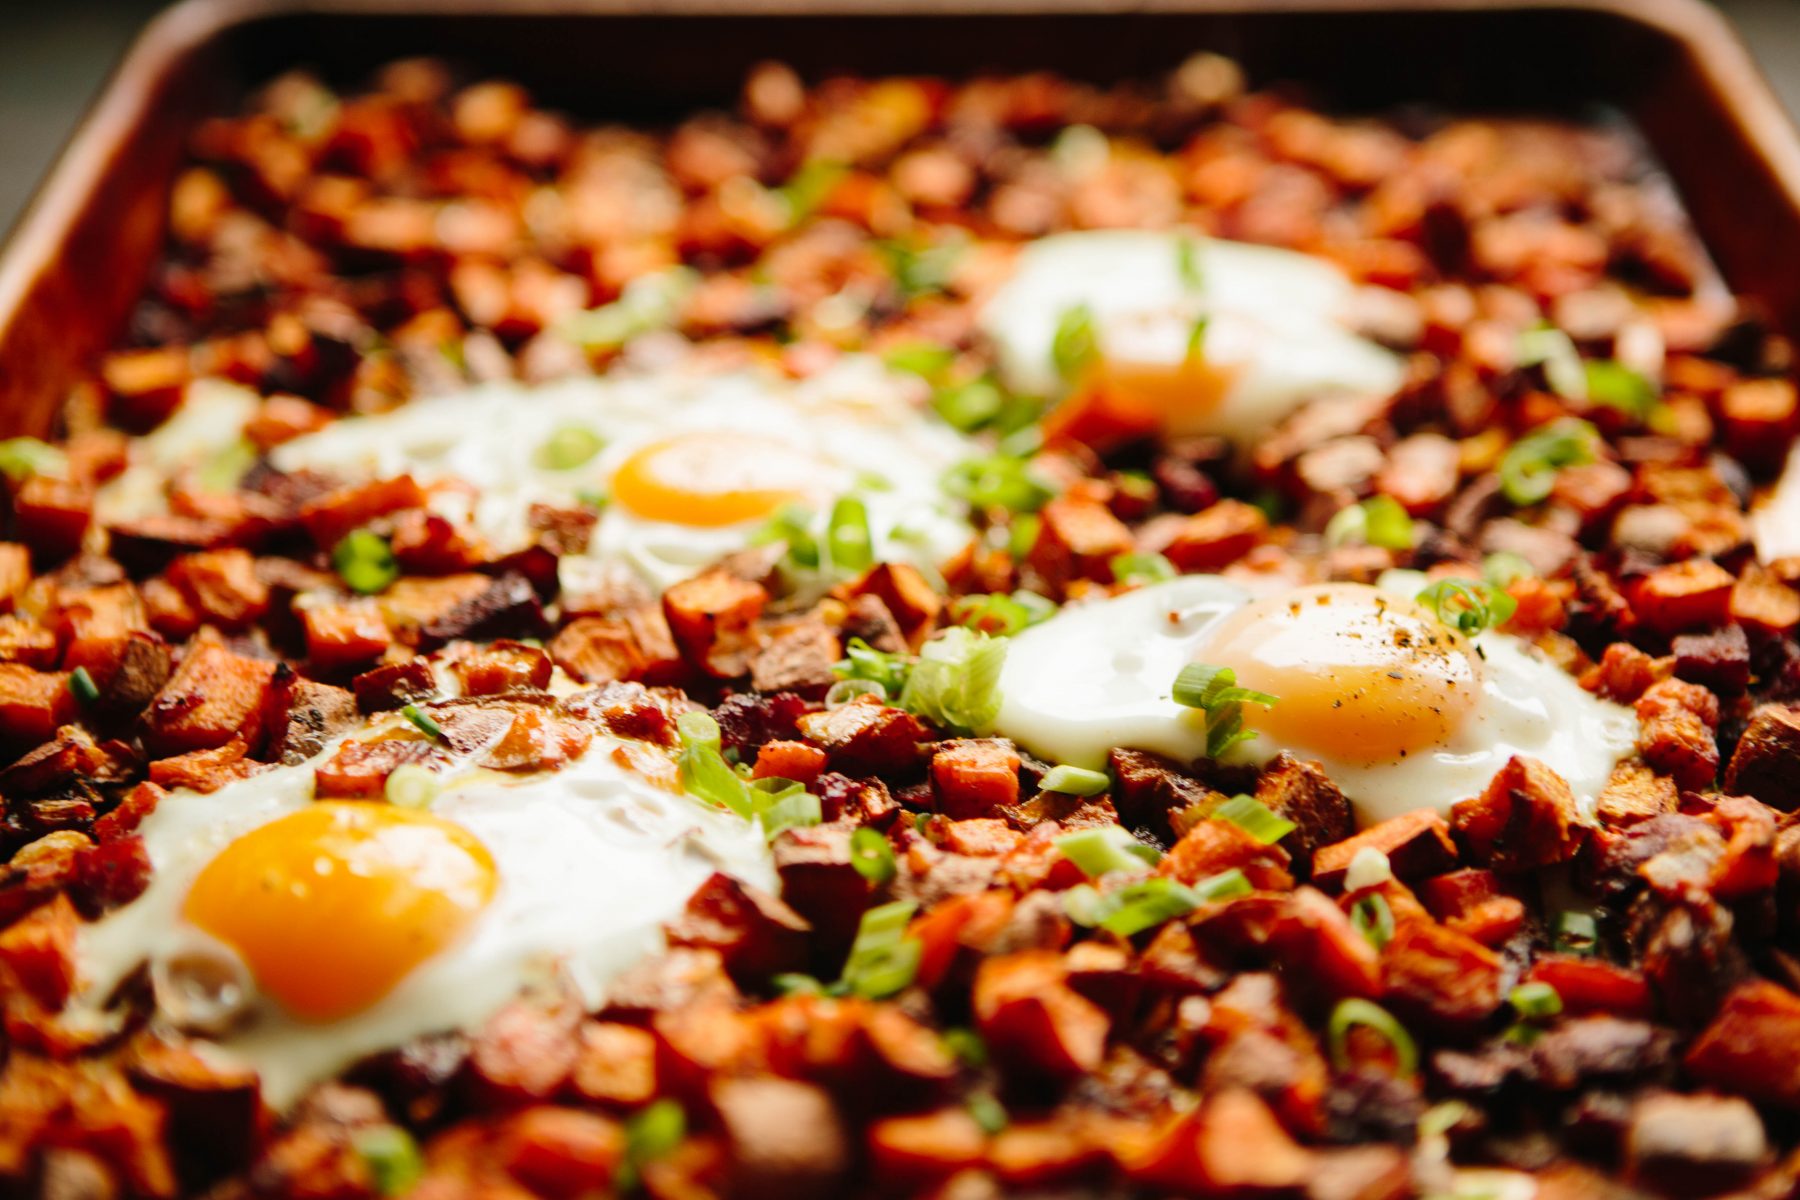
[897,628,1007,736]
[752,503,821,570]
[754,779,822,841]
[942,1027,987,1068]
[1582,359,1659,421]
[932,377,1005,432]
[1213,794,1295,845]
[1056,826,1160,877]
[1176,235,1205,290]
[772,973,826,996]
[884,342,957,380]
[1553,910,1599,957]
[196,439,257,493]
[834,637,912,695]
[1007,513,1041,560]
[384,763,441,809]
[1051,304,1099,382]
[1191,867,1253,904]
[1517,324,1587,401]
[1509,981,1563,1021]
[678,711,753,818]
[1064,870,1248,937]
[949,590,1056,637]
[849,826,897,885]
[942,453,1056,513]
[967,1092,1008,1135]
[1418,1099,1472,1139]
[1482,551,1534,589]
[0,437,66,483]
[400,704,443,741]
[1327,998,1418,1077]
[1040,765,1111,797]
[67,666,99,705]
[1350,893,1395,951]
[351,1126,423,1197]
[559,267,697,350]
[1170,663,1279,759]
[1497,418,1600,506]
[331,529,399,595]
[1185,316,1210,360]
[576,488,610,511]
[1111,552,1178,587]
[840,900,922,999]
[536,424,605,470]
[1325,494,1414,551]
[617,1099,686,1193]
[1415,578,1517,637]
[779,160,849,224]
[877,237,963,300]
[827,496,874,572]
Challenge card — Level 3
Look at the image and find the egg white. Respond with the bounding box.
[69,733,774,1110]
[991,575,1639,825]
[978,230,1405,441]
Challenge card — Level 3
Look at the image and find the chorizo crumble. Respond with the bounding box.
[3,52,1800,1200]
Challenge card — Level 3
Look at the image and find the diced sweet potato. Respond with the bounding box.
[1581,641,1669,704]
[549,616,645,685]
[1723,704,1800,810]
[297,475,428,550]
[1375,433,1459,515]
[13,477,94,561]
[244,394,334,450]
[1191,1088,1315,1194]
[0,543,31,611]
[931,738,1022,819]
[498,1108,626,1198]
[0,892,79,1009]
[163,548,269,631]
[314,735,448,798]
[1627,559,1735,635]
[867,1110,987,1181]
[1636,677,1720,791]
[140,641,279,757]
[1596,760,1678,827]
[751,740,827,784]
[0,617,58,668]
[0,664,77,746]
[1450,755,1585,870]
[453,639,552,695]
[1381,919,1503,1027]
[100,346,189,430]
[351,656,437,712]
[850,563,942,644]
[1525,955,1653,1020]
[466,994,582,1109]
[148,737,271,792]
[710,1076,851,1200]
[302,599,393,670]
[1265,886,1384,1000]
[1415,869,1525,946]
[1311,810,1458,890]
[663,569,768,678]
[1160,500,1267,573]
[974,950,1109,1079]
[417,572,547,649]
[1687,980,1800,1108]
[666,872,809,984]
[1026,494,1134,588]
[1731,563,1800,635]
[569,1022,658,1108]
[1158,817,1292,891]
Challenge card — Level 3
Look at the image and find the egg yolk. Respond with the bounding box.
[1198,582,1482,766]
[610,432,827,527]
[183,802,497,1022]
[1044,353,1241,451]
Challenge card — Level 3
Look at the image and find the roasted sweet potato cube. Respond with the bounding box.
[148,738,271,793]
[1595,760,1679,827]
[1375,433,1460,515]
[314,735,448,799]
[302,599,392,670]
[498,1108,626,1198]
[467,995,582,1108]
[0,616,58,668]
[931,738,1022,818]
[1686,981,1800,1107]
[0,543,30,610]
[482,708,593,772]
[1720,377,1797,472]
[711,1077,851,1200]
[389,509,484,575]
[1636,677,1720,790]
[378,573,493,635]
[549,617,644,685]
[974,950,1109,1078]
[1580,642,1668,704]
[165,548,269,631]
[569,1021,658,1108]
[1192,1088,1314,1193]
[1415,869,1525,946]
[1161,500,1267,573]
[850,563,942,643]
[1628,559,1735,635]
[13,477,94,561]
[0,892,79,1009]
[1731,563,1800,635]
[1524,955,1652,1020]
[100,346,189,431]
[141,641,278,757]
[867,1109,987,1182]
[0,664,77,746]
[244,394,334,450]
[1267,886,1382,1001]
[416,572,547,649]
[453,639,553,695]
[141,576,199,640]
[751,740,827,784]
[297,474,428,550]
[663,569,767,678]
[1381,919,1503,1027]
[64,630,172,717]
[1027,494,1134,588]
[1312,809,1458,890]
[1450,755,1585,870]
[1159,817,1292,890]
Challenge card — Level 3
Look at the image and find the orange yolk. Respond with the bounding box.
[1044,354,1240,451]
[183,802,497,1022]
[1198,582,1482,766]
[610,432,827,527]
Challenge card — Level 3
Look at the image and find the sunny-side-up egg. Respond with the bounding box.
[68,731,773,1110]
[978,230,1406,446]
[992,575,1638,824]
[264,356,975,590]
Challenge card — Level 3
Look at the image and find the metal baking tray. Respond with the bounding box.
[1,0,1797,440]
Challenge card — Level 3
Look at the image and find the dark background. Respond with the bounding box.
[3,0,1799,236]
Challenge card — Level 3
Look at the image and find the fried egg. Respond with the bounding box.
[979,231,1404,445]
[70,733,773,1109]
[992,575,1637,824]
[268,356,974,589]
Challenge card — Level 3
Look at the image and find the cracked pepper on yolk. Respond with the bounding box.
[1199,581,1483,766]
[183,802,497,1022]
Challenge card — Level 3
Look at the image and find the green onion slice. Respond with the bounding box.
[332,529,400,596]
[1350,893,1395,952]
[849,826,898,885]
[897,628,1007,736]
[1039,765,1111,797]
[1553,910,1599,956]
[1497,417,1600,506]
[67,666,100,705]
[827,496,874,573]
[1055,826,1159,877]
[1213,794,1295,845]
[1510,981,1563,1021]
[0,437,66,484]
[537,424,605,471]
[400,704,442,742]
[1327,998,1418,1077]
[1171,663,1279,759]
[351,1126,424,1197]
[1051,304,1099,382]
[840,900,922,999]
[942,453,1055,514]
[1325,494,1414,551]
[1415,578,1518,637]
[1110,552,1178,587]
[949,589,1056,637]
[932,377,1005,432]
[967,1092,1008,1135]
[384,763,441,810]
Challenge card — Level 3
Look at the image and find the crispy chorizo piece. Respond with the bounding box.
[599,948,739,1027]
[840,592,906,654]
[710,1077,851,1200]
[930,739,1022,819]
[974,950,1109,1079]
[548,616,645,685]
[1635,677,1720,791]
[561,681,683,746]
[297,474,428,549]
[663,568,768,678]
[1311,810,1458,891]
[378,573,493,639]
[1624,1092,1768,1198]
[1723,704,1800,810]
[1671,624,1750,694]
[108,515,239,576]
[417,571,547,649]
[0,726,120,797]
[67,835,152,917]
[665,872,809,984]
[772,824,869,956]
[1253,752,1352,871]
[1108,748,1221,840]
[797,697,930,774]
[465,992,583,1109]
[389,510,484,575]
[93,782,164,843]
[748,616,839,695]
[13,477,94,562]
[314,737,449,798]
[126,1037,264,1190]
[1525,1016,1673,1091]
[266,677,358,765]
[1450,755,1586,870]
[140,641,279,757]
[351,657,436,712]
